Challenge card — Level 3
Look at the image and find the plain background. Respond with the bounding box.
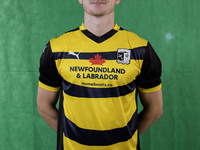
[0,0,199,149]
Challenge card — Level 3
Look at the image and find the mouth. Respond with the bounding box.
[90,1,107,4]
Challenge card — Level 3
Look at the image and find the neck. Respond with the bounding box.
[84,12,115,37]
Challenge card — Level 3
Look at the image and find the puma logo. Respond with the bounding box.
[68,51,82,60]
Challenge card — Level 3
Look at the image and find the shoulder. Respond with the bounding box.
[49,27,81,52]
[118,28,148,48]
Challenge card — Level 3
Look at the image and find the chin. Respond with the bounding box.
[91,7,109,15]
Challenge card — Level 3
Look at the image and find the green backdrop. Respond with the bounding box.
[0,0,199,149]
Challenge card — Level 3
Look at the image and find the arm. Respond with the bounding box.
[138,89,163,135]
[37,86,60,132]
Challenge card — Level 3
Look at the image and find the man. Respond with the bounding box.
[37,0,163,150]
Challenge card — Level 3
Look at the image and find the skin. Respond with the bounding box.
[138,89,163,135]
[78,0,120,36]
[37,86,59,132]
[37,0,163,134]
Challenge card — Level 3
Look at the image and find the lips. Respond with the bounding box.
[90,0,107,4]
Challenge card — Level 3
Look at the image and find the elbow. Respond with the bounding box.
[37,99,47,117]
[37,102,43,116]
[154,107,163,120]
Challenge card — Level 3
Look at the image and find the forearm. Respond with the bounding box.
[37,86,60,132]
[38,106,58,132]
[138,89,163,135]
[138,107,162,135]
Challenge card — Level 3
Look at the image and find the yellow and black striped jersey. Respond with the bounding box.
[39,23,162,150]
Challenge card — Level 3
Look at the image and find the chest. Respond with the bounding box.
[54,43,143,87]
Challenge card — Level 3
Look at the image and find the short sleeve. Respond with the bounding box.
[39,41,62,92]
[136,42,162,93]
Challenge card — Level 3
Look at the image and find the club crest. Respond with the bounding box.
[117,49,131,65]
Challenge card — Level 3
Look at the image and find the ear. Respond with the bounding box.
[78,0,83,4]
[115,0,120,5]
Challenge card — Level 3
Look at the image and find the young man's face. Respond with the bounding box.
[78,0,120,17]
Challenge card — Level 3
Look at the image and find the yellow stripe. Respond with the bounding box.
[50,27,148,53]
[63,130,138,150]
[63,90,137,130]
[137,84,162,93]
[125,31,148,48]
[56,59,143,88]
[39,81,61,92]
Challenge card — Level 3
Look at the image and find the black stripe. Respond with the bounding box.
[136,42,162,88]
[132,46,146,60]
[39,42,62,87]
[53,51,117,60]
[53,47,147,60]
[57,91,64,150]
[135,89,141,150]
[81,29,118,43]
[62,80,136,98]
[63,110,138,146]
